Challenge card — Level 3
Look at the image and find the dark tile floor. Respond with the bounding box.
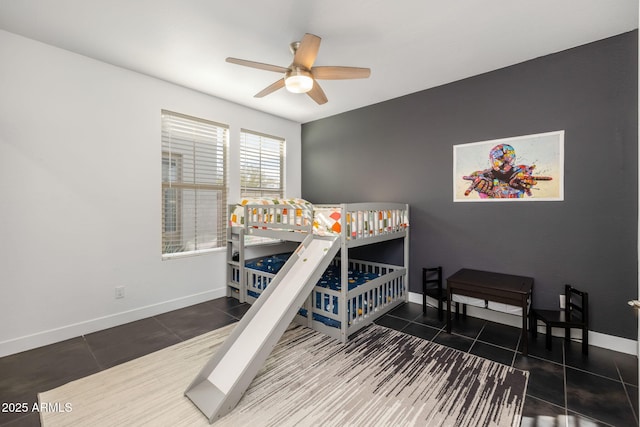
[0,299,637,426]
[379,302,639,427]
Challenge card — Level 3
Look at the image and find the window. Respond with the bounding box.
[161,110,228,257]
[162,153,181,235]
[240,129,285,198]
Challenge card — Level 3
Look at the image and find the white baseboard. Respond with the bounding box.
[0,288,227,358]
[4,290,635,358]
[409,292,638,356]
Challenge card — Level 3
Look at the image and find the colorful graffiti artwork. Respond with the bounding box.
[462,143,553,199]
[453,131,564,202]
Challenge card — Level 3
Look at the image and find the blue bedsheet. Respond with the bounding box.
[245,253,380,291]
[245,252,383,329]
[245,253,291,274]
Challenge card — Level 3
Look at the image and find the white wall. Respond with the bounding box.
[0,30,302,357]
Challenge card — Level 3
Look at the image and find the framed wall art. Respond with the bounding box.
[453,130,564,202]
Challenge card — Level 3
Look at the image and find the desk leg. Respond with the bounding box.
[521,295,528,356]
[446,289,452,333]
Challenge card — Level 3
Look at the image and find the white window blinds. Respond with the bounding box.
[240,129,285,198]
[161,110,228,256]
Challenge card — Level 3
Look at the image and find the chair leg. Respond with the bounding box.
[422,292,426,315]
[530,312,537,338]
[546,325,552,350]
[582,327,589,355]
[565,327,570,341]
[437,299,443,321]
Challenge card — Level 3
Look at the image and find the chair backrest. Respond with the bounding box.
[565,284,588,326]
[423,266,442,290]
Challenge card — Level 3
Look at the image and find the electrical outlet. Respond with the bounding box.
[115,286,125,299]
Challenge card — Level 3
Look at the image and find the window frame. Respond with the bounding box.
[240,129,285,199]
[162,152,182,248]
[161,110,228,258]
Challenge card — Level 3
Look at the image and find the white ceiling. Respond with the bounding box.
[0,1,637,123]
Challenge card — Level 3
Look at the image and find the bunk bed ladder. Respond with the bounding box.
[185,234,341,424]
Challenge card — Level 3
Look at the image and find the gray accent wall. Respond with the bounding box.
[301,31,638,339]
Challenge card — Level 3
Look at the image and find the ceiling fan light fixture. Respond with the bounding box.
[285,68,313,93]
[227,33,370,104]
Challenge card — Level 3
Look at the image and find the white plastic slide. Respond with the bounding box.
[185,234,340,424]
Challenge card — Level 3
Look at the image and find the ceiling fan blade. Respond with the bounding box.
[293,33,321,69]
[226,57,288,73]
[312,66,371,80]
[306,80,328,105]
[254,79,285,98]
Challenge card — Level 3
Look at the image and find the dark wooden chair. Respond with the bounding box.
[531,284,589,355]
[423,267,445,320]
[423,267,464,320]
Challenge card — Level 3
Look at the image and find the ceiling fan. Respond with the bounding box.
[226,33,371,105]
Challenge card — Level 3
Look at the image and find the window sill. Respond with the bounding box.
[162,246,225,260]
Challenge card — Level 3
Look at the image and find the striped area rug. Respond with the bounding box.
[39,323,528,427]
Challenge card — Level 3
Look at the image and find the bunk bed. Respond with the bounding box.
[226,198,409,343]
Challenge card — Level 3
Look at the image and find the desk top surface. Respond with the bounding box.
[447,268,533,293]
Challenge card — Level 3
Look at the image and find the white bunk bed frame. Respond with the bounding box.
[226,202,409,343]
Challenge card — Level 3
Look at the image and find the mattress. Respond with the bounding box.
[246,253,384,329]
[230,197,313,227]
[229,198,341,236]
[230,198,408,238]
[245,253,291,273]
[246,253,381,292]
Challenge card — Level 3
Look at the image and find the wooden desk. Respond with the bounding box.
[446,268,534,355]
